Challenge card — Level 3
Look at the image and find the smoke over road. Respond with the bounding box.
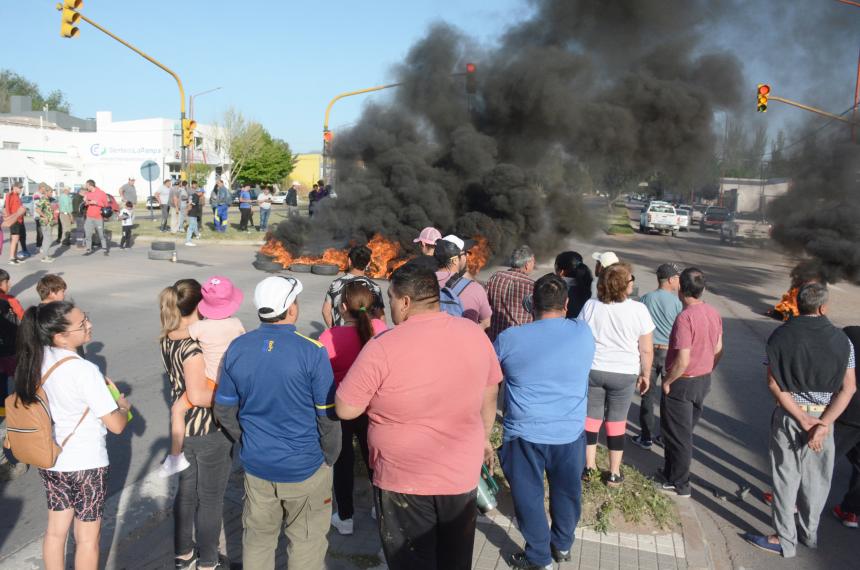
[270,0,743,261]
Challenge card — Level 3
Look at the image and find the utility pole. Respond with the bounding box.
[56,1,190,180]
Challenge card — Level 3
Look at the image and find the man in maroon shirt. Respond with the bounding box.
[486,245,536,341]
[659,267,723,497]
[82,179,109,256]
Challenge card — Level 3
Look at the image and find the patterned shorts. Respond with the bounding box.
[38,466,109,521]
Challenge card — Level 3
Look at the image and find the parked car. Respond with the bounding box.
[676,207,692,231]
[639,201,679,235]
[720,212,772,246]
[146,195,161,210]
[21,194,34,217]
[270,192,287,205]
[690,204,707,224]
[699,206,730,232]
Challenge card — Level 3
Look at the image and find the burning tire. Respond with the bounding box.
[148,250,174,261]
[289,263,312,273]
[254,259,285,272]
[151,241,176,251]
[311,263,340,276]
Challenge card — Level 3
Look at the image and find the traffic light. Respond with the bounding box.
[757,84,770,113]
[58,0,82,38]
[466,63,477,94]
[182,118,196,147]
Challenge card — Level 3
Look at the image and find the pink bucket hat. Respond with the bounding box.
[413,226,442,245]
[198,276,244,319]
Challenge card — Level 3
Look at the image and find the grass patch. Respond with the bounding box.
[102,209,292,242]
[605,205,635,235]
[490,421,677,534]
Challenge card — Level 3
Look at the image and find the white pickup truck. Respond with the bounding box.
[639,201,680,236]
[719,212,772,246]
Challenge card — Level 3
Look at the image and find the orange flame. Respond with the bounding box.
[260,233,491,279]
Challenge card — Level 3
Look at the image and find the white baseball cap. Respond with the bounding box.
[591,251,620,267]
[254,276,303,318]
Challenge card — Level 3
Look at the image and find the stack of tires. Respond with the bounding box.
[149,241,175,261]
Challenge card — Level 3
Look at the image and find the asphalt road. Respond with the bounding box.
[1,203,858,569]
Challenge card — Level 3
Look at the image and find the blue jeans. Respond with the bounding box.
[499,434,586,566]
[185,216,198,242]
[215,204,229,232]
[259,208,271,231]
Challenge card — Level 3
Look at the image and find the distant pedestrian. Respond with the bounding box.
[659,268,723,498]
[0,269,25,321]
[257,185,273,232]
[632,263,683,450]
[82,180,109,256]
[336,261,502,570]
[486,245,536,341]
[58,186,74,246]
[215,276,341,570]
[157,179,172,232]
[412,226,442,256]
[744,283,854,557]
[579,262,654,486]
[308,183,319,217]
[320,281,388,535]
[495,274,596,570]
[322,245,384,328]
[434,235,492,328]
[238,183,253,232]
[189,180,202,238]
[119,177,137,207]
[832,326,860,529]
[185,186,203,247]
[2,182,26,265]
[159,279,232,570]
[37,274,67,303]
[213,179,230,233]
[554,251,593,319]
[286,182,299,217]
[169,181,182,233]
[34,184,59,263]
[119,201,134,250]
[13,301,130,570]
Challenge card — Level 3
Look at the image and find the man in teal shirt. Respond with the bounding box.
[634,263,683,449]
[58,186,74,246]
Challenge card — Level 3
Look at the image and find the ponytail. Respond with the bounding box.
[159,279,202,339]
[342,281,376,346]
[14,301,76,405]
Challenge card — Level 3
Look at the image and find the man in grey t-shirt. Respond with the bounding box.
[633,263,683,449]
[119,177,137,206]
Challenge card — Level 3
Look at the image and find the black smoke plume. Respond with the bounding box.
[271,0,743,260]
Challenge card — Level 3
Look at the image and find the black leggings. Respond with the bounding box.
[333,414,372,520]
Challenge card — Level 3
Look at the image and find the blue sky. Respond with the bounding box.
[2,0,526,153]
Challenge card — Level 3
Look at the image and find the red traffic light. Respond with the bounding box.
[323,131,333,142]
[466,63,476,73]
[758,84,770,96]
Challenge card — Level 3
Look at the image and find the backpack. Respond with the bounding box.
[0,298,19,358]
[439,274,473,317]
[3,357,87,469]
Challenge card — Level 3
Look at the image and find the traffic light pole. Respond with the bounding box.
[768,95,856,124]
[55,5,188,178]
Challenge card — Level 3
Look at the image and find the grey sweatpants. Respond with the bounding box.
[770,407,835,558]
[84,217,107,252]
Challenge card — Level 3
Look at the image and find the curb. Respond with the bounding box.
[132,234,266,246]
[674,496,712,569]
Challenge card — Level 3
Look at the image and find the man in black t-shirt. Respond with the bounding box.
[184,187,204,246]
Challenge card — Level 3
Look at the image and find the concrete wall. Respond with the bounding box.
[718,177,790,213]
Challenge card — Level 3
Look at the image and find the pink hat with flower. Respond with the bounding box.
[198,276,244,319]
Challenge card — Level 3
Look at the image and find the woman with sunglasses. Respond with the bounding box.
[13,302,131,570]
[158,279,232,570]
[578,262,654,486]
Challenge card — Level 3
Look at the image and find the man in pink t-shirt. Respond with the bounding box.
[659,268,723,497]
[433,235,492,329]
[82,179,110,256]
[336,261,501,570]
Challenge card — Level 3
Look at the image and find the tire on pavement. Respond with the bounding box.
[151,241,176,251]
[290,263,312,273]
[254,260,285,272]
[311,263,340,276]
[148,250,174,261]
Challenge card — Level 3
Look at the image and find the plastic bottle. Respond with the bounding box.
[171,251,177,263]
[476,464,500,513]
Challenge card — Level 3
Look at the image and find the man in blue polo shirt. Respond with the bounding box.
[215,275,340,570]
[494,274,596,570]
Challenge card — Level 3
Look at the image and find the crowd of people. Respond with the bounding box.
[0,224,858,570]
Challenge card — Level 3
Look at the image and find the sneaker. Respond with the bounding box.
[742,533,783,556]
[185,241,196,247]
[8,259,20,265]
[551,544,571,563]
[582,467,600,482]
[660,482,677,493]
[834,504,860,528]
[509,552,552,570]
[330,513,354,535]
[631,434,653,450]
[607,472,624,487]
[41,256,55,263]
[159,453,191,478]
[653,434,664,447]
[174,550,198,569]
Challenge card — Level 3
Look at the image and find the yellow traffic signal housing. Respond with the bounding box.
[58,0,82,38]
[182,118,197,147]
[757,84,770,113]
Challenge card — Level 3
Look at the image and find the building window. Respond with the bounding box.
[194,136,203,150]
[173,133,181,149]
[2,141,20,150]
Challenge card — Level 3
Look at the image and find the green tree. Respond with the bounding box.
[0,69,71,113]
[238,132,297,186]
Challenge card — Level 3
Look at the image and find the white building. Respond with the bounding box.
[718,177,790,213]
[0,96,228,202]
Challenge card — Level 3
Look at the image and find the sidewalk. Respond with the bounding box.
[114,468,691,570]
